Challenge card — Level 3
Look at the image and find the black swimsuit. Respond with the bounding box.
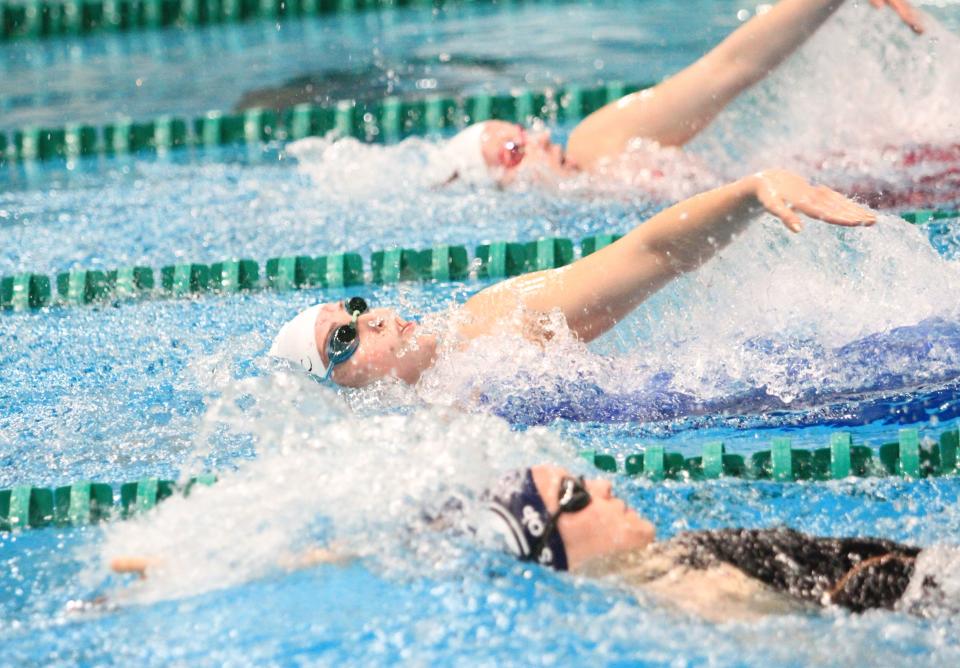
[672,528,921,612]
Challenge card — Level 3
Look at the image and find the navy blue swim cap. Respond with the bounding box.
[481,468,568,571]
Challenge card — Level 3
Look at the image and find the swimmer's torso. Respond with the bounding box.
[580,528,921,621]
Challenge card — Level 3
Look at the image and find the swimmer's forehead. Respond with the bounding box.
[530,464,570,505]
[479,121,525,146]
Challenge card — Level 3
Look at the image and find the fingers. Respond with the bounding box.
[869,0,883,8]
[757,185,803,233]
[817,187,876,223]
[110,556,153,578]
[757,178,875,230]
[888,0,925,33]
[794,188,877,227]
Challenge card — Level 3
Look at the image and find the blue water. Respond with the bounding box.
[5,0,960,665]
[0,0,767,128]
[3,0,958,130]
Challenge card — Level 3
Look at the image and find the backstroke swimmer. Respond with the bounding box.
[268,169,877,387]
[111,464,950,619]
[435,0,924,185]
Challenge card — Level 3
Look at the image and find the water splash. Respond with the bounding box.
[416,213,960,424]
[90,390,573,605]
[692,1,960,205]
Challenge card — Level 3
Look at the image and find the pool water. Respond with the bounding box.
[4,0,960,665]
[0,0,794,127]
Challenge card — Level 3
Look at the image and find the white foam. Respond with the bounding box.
[90,376,574,604]
[691,2,960,181]
[416,212,960,411]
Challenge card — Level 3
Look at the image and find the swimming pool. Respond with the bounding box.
[5,0,960,665]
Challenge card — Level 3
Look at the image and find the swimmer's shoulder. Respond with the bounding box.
[582,536,810,621]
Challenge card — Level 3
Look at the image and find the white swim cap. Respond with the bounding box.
[438,122,492,184]
[269,304,325,375]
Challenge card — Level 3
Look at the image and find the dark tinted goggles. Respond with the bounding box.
[322,296,369,380]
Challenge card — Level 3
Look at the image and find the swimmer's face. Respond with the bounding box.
[477,121,570,182]
[531,464,655,571]
[312,302,437,387]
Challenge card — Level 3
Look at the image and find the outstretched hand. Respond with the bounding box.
[871,0,924,34]
[753,169,877,233]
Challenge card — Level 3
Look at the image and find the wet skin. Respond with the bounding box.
[530,464,656,572]
[312,301,438,387]
[476,120,574,183]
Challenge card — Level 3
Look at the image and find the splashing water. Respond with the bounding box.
[285,4,960,210]
[90,376,575,605]
[691,1,960,204]
[412,212,960,424]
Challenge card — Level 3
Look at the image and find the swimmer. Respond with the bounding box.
[110,464,944,619]
[438,0,924,184]
[477,465,937,619]
[269,169,877,387]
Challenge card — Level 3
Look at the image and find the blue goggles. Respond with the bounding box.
[322,296,369,380]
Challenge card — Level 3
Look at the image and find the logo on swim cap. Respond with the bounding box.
[521,505,545,536]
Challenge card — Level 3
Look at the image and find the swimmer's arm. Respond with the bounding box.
[277,546,355,570]
[565,0,923,167]
[461,170,874,342]
[110,556,155,579]
[109,546,353,579]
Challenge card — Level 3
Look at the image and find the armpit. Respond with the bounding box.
[520,311,559,346]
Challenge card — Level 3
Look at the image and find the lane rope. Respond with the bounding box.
[5,210,959,315]
[2,427,956,532]
[1,235,614,312]
[0,81,647,163]
[0,0,531,43]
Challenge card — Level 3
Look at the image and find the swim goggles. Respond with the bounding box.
[498,125,527,169]
[322,296,369,380]
[501,139,526,168]
[529,476,592,563]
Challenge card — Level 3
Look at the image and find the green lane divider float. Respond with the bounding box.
[0,234,612,314]
[3,428,957,533]
[579,427,960,482]
[0,0,527,43]
[0,475,216,531]
[0,214,950,315]
[0,273,52,310]
[901,210,960,224]
[0,81,646,164]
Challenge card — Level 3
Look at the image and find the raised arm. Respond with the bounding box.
[460,170,875,343]
[565,0,923,168]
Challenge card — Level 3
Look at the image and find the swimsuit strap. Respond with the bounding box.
[827,552,917,612]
